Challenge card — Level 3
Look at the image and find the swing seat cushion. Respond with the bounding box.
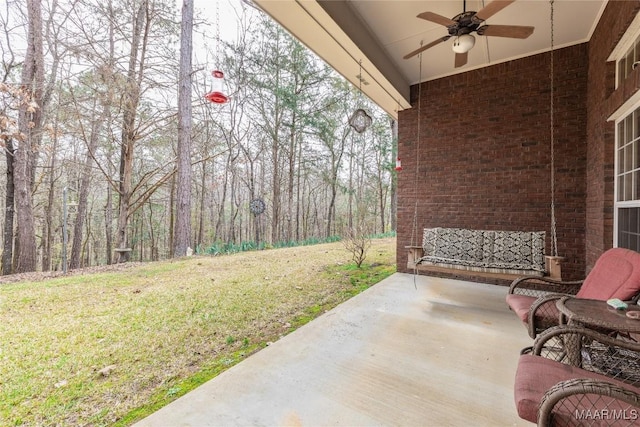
[417,227,546,276]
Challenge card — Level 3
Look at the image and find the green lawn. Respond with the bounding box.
[0,237,396,426]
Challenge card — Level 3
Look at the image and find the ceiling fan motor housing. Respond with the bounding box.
[448,11,482,36]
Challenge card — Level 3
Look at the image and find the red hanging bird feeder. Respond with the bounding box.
[205,70,228,104]
[395,157,402,171]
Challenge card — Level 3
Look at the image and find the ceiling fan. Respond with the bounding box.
[404,0,534,68]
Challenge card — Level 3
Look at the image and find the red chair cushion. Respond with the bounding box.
[505,294,537,322]
[514,354,637,423]
[578,248,640,301]
[506,294,559,325]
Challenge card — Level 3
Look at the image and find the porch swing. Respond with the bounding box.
[406,0,564,283]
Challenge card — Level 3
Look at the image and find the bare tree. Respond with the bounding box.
[13,0,44,273]
[68,0,117,270]
[173,0,193,257]
[41,98,61,271]
[114,0,149,262]
[343,224,371,268]
[369,115,393,234]
[313,79,352,238]
[0,0,395,271]
[0,0,21,275]
[390,118,398,232]
[2,136,15,274]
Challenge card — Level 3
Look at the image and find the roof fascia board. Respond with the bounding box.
[252,0,410,118]
[316,0,410,106]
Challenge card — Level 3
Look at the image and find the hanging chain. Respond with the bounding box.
[410,43,423,249]
[216,0,221,69]
[410,44,424,287]
[549,0,558,257]
[358,59,363,106]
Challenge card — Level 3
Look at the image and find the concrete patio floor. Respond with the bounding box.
[134,273,533,426]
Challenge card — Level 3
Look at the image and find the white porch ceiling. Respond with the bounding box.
[252,0,607,118]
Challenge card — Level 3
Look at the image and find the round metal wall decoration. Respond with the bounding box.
[250,198,266,215]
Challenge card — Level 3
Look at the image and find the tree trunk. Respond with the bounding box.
[286,116,296,242]
[196,159,206,250]
[115,137,133,263]
[70,111,104,269]
[115,0,148,262]
[378,170,386,234]
[41,128,58,272]
[348,135,355,230]
[173,0,193,257]
[271,134,280,243]
[70,161,91,270]
[168,174,175,257]
[148,204,157,260]
[390,118,398,232]
[72,0,116,269]
[295,140,302,241]
[2,139,15,275]
[14,0,44,273]
[105,184,113,265]
[214,153,230,242]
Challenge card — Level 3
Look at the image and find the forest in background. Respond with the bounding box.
[0,0,398,274]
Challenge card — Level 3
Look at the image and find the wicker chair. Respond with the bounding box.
[506,248,640,338]
[514,325,640,426]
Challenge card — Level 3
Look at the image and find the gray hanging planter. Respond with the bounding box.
[349,108,372,133]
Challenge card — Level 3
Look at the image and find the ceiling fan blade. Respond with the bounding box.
[454,52,468,68]
[479,24,534,39]
[474,0,515,21]
[403,36,450,60]
[417,11,456,27]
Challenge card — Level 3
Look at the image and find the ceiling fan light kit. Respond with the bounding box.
[452,34,475,53]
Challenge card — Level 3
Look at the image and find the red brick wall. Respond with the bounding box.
[585,0,640,270]
[398,1,640,281]
[397,44,588,280]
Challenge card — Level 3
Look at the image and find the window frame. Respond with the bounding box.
[614,100,640,249]
[610,13,640,89]
[609,12,640,249]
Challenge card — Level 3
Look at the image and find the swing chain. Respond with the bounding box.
[410,43,424,249]
[409,43,425,288]
[549,0,558,257]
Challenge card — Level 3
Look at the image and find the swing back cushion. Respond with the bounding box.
[419,227,546,276]
[576,248,640,301]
